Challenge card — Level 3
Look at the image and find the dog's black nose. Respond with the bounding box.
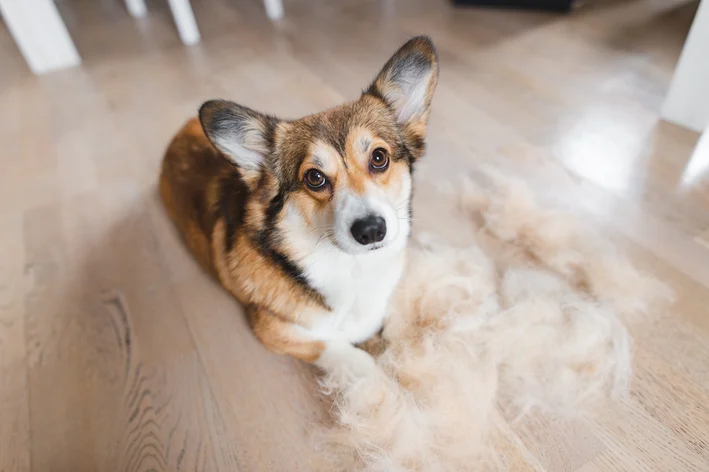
[350,215,387,246]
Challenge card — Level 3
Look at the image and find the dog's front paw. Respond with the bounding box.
[356,331,387,357]
[345,346,379,378]
[316,341,379,382]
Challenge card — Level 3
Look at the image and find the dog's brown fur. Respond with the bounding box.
[160,118,330,361]
[159,37,438,367]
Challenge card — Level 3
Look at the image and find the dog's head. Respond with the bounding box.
[200,36,438,255]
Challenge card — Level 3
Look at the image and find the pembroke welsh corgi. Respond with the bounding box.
[160,36,438,378]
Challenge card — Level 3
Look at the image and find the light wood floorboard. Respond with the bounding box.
[1,0,707,470]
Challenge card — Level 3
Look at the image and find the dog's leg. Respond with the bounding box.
[250,306,378,379]
[356,329,387,357]
[316,339,379,381]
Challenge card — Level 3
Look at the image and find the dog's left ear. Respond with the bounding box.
[199,100,279,190]
[367,36,439,132]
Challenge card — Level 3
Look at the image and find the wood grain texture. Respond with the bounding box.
[1,0,708,469]
[0,212,30,472]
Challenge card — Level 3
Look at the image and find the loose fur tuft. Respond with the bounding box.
[312,172,671,471]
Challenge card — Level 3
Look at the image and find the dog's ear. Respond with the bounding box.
[367,36,439,132]
[199,100,279,188]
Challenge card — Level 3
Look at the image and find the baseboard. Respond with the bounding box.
[451,0,575,12]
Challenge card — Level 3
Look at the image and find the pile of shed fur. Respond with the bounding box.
[314,170,671,471]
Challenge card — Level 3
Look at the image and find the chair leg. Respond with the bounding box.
[0,0,81,75]
[661,0,709,133]
[166,0,201,46]
[263,0,284,20]
[125,0,147,18]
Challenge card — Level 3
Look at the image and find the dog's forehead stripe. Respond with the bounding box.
[309,141,340,175]
[308,127,381,175]
[334,127,348,166]
[360,137,372,154]
[340,149,349,169]
[349,127,374,156]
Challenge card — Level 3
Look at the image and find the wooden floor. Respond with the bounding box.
[1,0,708,470]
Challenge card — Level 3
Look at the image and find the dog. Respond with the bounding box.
[159,36,438,378]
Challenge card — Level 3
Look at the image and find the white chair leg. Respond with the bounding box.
[0,0,81,75]
[125,0,147,18]
[263,0,284,20]
[166,0,200,46]
[661,0,709,133]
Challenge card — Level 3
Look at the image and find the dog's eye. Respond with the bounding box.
[370,148,389,172]
[304,169,328,190]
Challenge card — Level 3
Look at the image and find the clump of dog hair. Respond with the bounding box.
[313,172,671,471]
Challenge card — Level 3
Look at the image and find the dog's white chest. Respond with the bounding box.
[303,247,405,344]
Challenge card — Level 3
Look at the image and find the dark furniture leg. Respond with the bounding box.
[452,0,576,12]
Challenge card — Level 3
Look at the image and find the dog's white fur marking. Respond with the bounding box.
[281,168,412,380]
[303,242,406,344]
[283,178,410,345]
[332,178,410,255]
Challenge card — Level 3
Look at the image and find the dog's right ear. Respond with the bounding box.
[199,100,279,188]
[367,36,439,132]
